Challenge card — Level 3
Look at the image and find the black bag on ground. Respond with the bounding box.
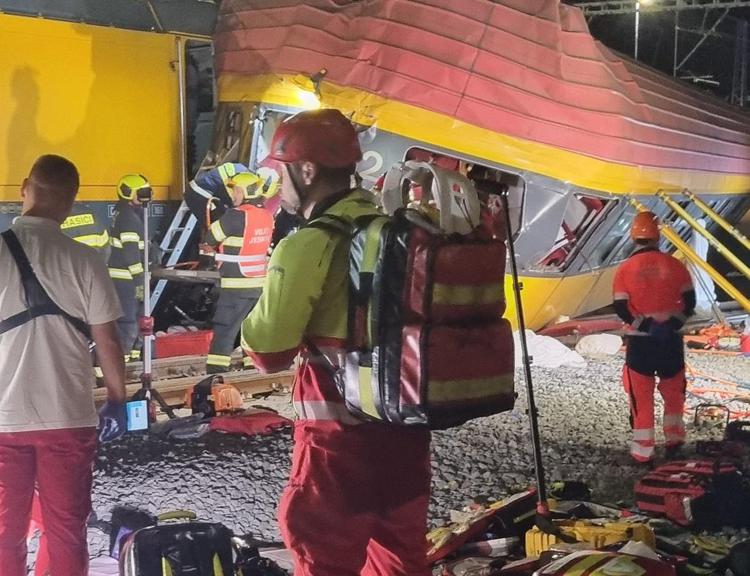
[119,513,233,576]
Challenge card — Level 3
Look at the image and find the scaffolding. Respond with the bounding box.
[573,0,750,104]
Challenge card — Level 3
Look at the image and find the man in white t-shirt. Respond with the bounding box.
[0,155,126,576]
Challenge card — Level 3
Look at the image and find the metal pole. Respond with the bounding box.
[674,2,680,76]
[682,189,750,251]
[500,190,549,514]
[635,1,641,60]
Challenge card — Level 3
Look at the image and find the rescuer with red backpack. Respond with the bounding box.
[613,211,695,464]
[241,110,434,575]
[202,171,275,373]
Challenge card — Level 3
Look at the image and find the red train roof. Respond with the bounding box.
[215,0,750,175]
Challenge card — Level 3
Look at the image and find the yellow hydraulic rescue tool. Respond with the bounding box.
[629,197,750,313]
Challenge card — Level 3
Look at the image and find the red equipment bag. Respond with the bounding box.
[311,208,515,430]
[634,460,741,527]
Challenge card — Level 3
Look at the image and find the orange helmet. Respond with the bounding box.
[631,211,659,241]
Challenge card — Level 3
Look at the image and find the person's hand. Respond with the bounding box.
[199,243,216,256]
[98,401,126,443]
[134,285,144,301]
[648,321,674,342]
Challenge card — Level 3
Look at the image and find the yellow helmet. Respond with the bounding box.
[217,162,241,185]
[228,172,264,200]
[117,174,151,201]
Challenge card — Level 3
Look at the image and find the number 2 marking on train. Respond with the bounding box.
[359,150,384,182]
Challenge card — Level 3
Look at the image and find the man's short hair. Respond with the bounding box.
[28,154,80,204]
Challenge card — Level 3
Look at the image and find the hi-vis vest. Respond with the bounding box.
[61,208,110,256]
[208,204,273,289]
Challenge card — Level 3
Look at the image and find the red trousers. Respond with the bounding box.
[280,422,431,576]
[0,427,96,576]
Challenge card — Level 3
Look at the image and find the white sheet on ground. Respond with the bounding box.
[514,330,587,369]
[575,334,623,357]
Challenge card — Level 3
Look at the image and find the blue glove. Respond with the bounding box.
[648,321,674,342]
[98,401,126,443]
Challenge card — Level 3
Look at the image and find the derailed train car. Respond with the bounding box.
[208,0,750,329]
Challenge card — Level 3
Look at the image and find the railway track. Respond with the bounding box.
[95,354,294,408]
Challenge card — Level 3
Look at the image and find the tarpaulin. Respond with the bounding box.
[214,0,750,175]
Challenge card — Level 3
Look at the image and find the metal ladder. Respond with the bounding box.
[151,200,198,308]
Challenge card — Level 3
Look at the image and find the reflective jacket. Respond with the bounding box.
[241,189,380,426]
[206,204,274,289]
[613,247,694,333]
[60,203,110,258]
[107,200,144,282]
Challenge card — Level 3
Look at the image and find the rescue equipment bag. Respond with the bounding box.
[0,229,90,340]
[532,550,676,576]
[634,460,750,529]
[119,512,234,576]
[310,162,515,430]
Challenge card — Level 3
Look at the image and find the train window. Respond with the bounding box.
[533,193,613,271]
[589,204,636,267]
[403,148,525,238]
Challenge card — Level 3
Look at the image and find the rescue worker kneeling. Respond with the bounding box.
[241,109,432,576]
[613,211,695,464]
[203,172,274,373]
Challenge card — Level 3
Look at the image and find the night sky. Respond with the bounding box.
[565,2,750,103]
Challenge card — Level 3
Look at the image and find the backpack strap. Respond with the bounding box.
[305,213,353,236]
[0,229,91,340]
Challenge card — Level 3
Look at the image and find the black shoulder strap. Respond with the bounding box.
[0,229,91,340]
[305,214,353,236]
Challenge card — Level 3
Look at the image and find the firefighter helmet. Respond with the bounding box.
[217,162,249,185]
[631,211,660,241]
[117,174,151,202]
[268,109,362,168]
[229,172,264,200]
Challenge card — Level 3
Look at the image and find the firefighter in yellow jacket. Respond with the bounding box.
[241,110,432,576]
[202,172,275,373]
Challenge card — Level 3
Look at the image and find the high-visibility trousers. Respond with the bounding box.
[0,428,96,576]
[623,334,687,462]
[280,423,432,576]
[207,288,259,373]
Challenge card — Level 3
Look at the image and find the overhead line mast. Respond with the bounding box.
[573,0,750,105]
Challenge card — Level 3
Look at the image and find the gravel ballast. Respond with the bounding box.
[26,351,750,570]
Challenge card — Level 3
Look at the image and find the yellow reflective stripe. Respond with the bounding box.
[210,220,227,243]
[242,356,254,368]
[432,283,504,306]
[220,277,265,289]
[554,553,610,576]
[74,231,110,248]
[218,163,236,183]
[61,213,95,229]
[120,232,141,243]
[222,236,244,248]
[130,349,141,360]
[427,374,514,403]
[358,365,378,419]
[109,268,133,280]
[128,262,144,275]
[94,366,103,378]
[138,240,145,250]
[207,354,232,367]
[110,237,123,248]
